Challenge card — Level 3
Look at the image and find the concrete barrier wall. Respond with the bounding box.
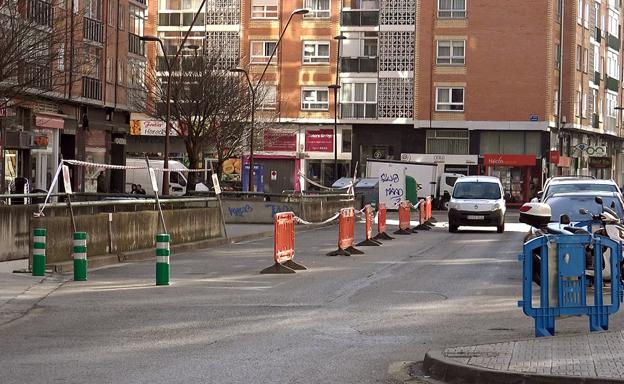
[0,205,35,262]
[222,198,357,224]
[31,206,224,264]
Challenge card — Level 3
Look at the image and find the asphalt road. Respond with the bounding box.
[3,214,620,383]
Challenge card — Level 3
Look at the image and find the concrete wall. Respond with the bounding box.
[31,207,224,264]
[0,205,35,262]
[222,197,357,224]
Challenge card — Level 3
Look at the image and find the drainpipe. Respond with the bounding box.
[556,0,565,177]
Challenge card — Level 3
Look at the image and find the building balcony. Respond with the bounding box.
[607,76,619,92]
[27,0,53,27]
[83,17,104,43]
[593,71,601,85]
[341,10,379,26]
[82,76,102,100]
[341,103,377,119]
[340,57,378,73]
[608,33,620,51]
[19,63,51,90]
[128,33,145,56]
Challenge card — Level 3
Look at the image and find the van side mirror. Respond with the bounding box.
[595,196,603,205]
[537,191,543,199]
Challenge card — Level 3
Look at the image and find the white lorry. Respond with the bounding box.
[366,159,463,209]
[125,158,190,196]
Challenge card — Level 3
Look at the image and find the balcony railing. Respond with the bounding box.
[82,76,102,100]
[340,57,378,73]
[607,76,619,92]
[341,103,377,119]
[608,33,620,51]
[27,0,53,27]
[341,10,379,26]
[129,0,146,5]
[83,17,104,43]
[20,63,51,90]
[128,33,145,56]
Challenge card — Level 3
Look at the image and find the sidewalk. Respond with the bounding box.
[423,331,624,383]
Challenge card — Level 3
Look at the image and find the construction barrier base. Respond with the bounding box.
[260,260,307,274]
[373,232,395,241]
[394,228,412,235]
[327,248,352,256]
[345,246,364,255]
[356,238,382,246]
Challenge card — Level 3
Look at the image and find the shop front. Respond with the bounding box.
[483,154,540,206]
[30,113,64,192]
[400,153,479,175]
[302,127,351,189]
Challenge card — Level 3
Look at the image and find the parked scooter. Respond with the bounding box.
[520,197,624,286]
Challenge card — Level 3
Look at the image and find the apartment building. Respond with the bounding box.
[133,0,241,160]
[1,0,146,193]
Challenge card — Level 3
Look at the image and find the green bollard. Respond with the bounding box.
[32,228,46,276]
[156,234,170,286]
[73,232,88,281]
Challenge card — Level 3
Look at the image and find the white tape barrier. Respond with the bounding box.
[294,212,341,226]
[63,159,208,172]
[297,171,353,191]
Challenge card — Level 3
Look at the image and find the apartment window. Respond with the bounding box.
[584,1,589,28]
[108,0,114,26]
[556,0,562,18]
[576,90,581,116]
[106,57,113,83]
[342,128,352,152]
[304,0,330,18]
[578,0,583,24]
[594,47,600,73]
[609,10,619,36]
[301,88,329,110]
[303,41,330,64]
[436,40,465,65]
[117,61,126,85]
[58,43,65,71]
[607,51,619,79]
[250,41,277,64]
[583,48,588,72]
[118,4,125,30]
[438,0,466,18]
[576,45,582,70]
[607,92,617,118]
[341,82,377,118]
[426,130,469,155]
[129,5,145,35]
[582,92,588,118]
[592,89,598,114]
[342,32,378,57]
[258,84,277,109]
[85,0,102,20]
[436,87,464,111]
[251,0,278,19]
[555,43,560,68]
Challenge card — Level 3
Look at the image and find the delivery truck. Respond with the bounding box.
[366,159,463,209]
[125,158,190,196]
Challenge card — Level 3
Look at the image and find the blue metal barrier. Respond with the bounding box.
[518,234,622,337]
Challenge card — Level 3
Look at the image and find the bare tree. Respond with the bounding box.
[135,48,274,190]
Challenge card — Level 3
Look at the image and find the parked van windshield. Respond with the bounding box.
[453,182,501,199]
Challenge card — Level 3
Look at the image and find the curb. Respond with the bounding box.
[48,222,336,274]
[422,350,624,384]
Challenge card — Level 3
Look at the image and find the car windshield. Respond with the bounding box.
[545,195,624,222]
[453,181,501,199]
[545,183,617,197]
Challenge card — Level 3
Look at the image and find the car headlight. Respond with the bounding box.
[492,203,501,211]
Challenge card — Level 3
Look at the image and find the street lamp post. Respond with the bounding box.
[330,34,346,182]
[231,7,309,192]
[139,0,208,195]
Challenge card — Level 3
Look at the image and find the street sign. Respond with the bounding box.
[149,168,159,192]
[62,165,72,194]
[270,170,277,181]
[529,114,539,121]
[212,173,221,195]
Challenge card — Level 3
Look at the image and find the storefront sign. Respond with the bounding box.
[264,130,296,151]
[549,150,560,164]
[32,133,49,148]
[129,120,179,136]
[557,156,572,168]
[574,143,607,157]
[62,165,72,194]
[35,115,64,129]
[483,154,537,167]
[589,157,612,168]
[401,153,478,165]
[305,129,333,152]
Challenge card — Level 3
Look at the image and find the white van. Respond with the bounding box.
[125,158,188,196]
[447,176,506,233]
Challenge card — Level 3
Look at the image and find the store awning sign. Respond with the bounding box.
[305,129,333,152]
[484,154,537,167]
[573,143,607,157]
[129,120,179,136]
[264,130,296,151]
[589,157,612,168]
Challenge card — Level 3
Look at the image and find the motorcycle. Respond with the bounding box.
[520,196,624,286]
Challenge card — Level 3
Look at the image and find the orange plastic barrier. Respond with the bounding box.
[327,207,364,256]
[415,198,432,230]
[394,201,412,235]
[260,212,307,273]
[357,205,382,246]
[426,196,433,221]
